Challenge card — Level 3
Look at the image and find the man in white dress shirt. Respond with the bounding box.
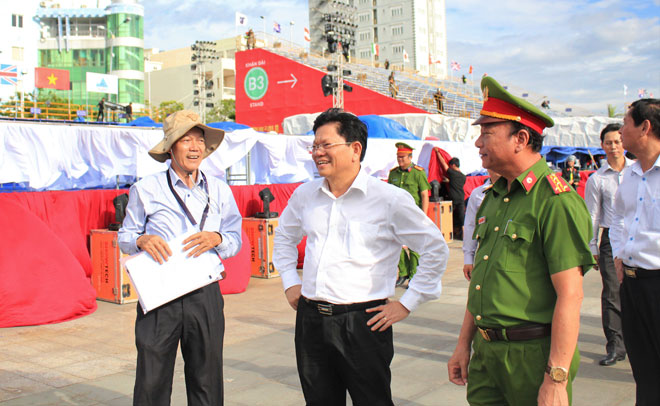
[610,98,660,406]
[584,123,632,367]
[462,169,500,281]
[273,108,449,405]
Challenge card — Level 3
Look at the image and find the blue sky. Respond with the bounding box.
[142,0,660,115]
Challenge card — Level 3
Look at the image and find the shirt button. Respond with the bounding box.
[503,197,510,203]
[476,315,482,321]
[476,285,481,290]
[642,177,646,181]
[494,226,500,231]
[483,255,489,261]
[512,234,517,239]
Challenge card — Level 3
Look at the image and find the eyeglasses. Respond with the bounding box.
[306,142,351,153]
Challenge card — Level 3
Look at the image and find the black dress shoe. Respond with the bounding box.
[599,353,626,366]
[395,277,407,287]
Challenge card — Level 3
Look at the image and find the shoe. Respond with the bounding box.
[599,353,625,366]
[395,277,407,287]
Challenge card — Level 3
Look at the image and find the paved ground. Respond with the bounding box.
[1,241,635,405]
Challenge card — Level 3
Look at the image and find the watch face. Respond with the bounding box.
[550,367,568,382]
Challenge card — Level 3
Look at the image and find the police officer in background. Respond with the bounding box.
[387,142,431,287]
[447,77,595,406]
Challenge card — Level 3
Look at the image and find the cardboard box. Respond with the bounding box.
[427,201,453,242]
[90,229,138,304]
[242,217,280,278]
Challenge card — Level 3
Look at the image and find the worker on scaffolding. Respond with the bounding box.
[389,71,398,99]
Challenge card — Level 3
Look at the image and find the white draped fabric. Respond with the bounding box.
[283,113,619,148]
[0,121,484,190]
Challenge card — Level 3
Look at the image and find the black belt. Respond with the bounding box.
[623,265,660,279]
[302,297,386,316]
[478,323,551,342]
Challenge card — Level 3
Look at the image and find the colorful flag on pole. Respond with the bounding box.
[273,21,281,33]
[0,64,18,86]
[372,43,379,56]
[638,88,646,98]
[623,84,628,96]
[403,49,409,63]
[651,92,655,98]
[469,65,473,74]
[451,61,461,71]
[235,12,248,27]
[35,67,70,90]
[304,27,311,42]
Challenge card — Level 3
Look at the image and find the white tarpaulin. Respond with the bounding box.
[0,121,484,190]
[283,112,620,148]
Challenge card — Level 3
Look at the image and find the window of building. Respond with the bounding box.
[12,14,23,28]
[360,50,371,59]
[12,47,24,61]
[359,0,368,5]
[359,31,371,41]
[392,45,403,54]
[391,7,403,17]
[392,25,403,36]
[358,13,370,23]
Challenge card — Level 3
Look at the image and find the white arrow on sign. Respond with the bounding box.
[277,73,298,88]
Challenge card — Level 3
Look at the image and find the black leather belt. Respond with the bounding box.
[478,323,551,342]
[623,265,660,279]
[302,297,386,316]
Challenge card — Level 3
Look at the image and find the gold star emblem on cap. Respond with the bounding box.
[482,86,489,102]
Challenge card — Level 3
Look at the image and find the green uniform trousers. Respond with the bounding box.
[467,333,580,406]
[397,248,419,279]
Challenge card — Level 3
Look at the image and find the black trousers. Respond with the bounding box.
[621,272,660,406]
[598,230,625,356]
[133,282,225,406]
[295,298,394,406]
[453,201,465,239]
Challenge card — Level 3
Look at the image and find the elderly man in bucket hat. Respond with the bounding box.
[119,110,242,405]
[447,77,595,406]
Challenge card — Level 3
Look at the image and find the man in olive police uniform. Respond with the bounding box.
[388,142,431,286]
[447,77,595,406]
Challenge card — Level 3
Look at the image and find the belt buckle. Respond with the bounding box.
[624,267,637,278]
[478,327,491,342]
[317,303,333,316]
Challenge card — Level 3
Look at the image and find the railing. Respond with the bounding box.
[0,99,164,123]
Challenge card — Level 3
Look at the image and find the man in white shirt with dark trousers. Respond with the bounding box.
[584,123,632,367]
[610,98,660,406]
[273,108,448,406]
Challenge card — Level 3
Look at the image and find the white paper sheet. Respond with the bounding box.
[122,230,224,313]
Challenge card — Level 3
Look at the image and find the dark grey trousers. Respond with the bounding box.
[599,229,626,356]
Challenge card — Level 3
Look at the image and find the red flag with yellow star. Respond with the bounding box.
[35,67,70,90]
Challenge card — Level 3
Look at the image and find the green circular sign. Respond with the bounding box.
[244,67,269,100]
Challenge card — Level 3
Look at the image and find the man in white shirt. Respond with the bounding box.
[273,108,448,405]
[584,123,632,367]
[610,98,660,406]
[462,170,500,281]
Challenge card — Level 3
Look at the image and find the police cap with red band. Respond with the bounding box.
[472,76,554,134]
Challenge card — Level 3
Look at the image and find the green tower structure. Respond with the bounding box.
[34,0,144,110]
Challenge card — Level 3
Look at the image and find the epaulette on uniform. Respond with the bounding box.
[413,165,425,171]
[545,173,571,195]
[390,166,398,172]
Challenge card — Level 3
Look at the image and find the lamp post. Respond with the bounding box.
[289,20,295,45]
[260,16,266,46]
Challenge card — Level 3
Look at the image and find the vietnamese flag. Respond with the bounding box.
[35,67,70,90]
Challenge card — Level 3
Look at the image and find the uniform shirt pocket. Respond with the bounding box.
[503,221,536,272]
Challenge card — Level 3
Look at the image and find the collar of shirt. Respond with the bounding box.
[319,167,368,198]
[630,153,660,176]
[169,166,205,190]
[492,157,547,196]
[601,157,634,174]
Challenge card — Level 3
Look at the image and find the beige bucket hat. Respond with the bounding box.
[148,110,225,163]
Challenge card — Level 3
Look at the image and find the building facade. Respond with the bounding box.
[35,0,144,106]
[309,0,448,79]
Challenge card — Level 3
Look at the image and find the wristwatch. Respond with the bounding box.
[545,365,569,383]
